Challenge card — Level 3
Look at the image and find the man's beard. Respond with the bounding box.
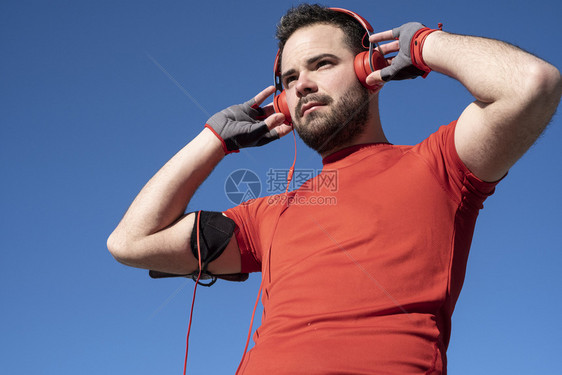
[293,81,370,154]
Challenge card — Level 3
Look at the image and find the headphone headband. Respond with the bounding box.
[274,49,283,92]
[327,7,374,33]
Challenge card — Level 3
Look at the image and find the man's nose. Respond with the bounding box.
[296,72,318,98]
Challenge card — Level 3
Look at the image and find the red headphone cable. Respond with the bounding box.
[286,127,297,193]
[183,211,203,375]
[235,282,263,374]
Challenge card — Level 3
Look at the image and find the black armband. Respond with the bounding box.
[148,211,248,286]
[190,210,236,274]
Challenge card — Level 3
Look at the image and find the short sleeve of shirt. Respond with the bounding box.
[223,195,287,274]
[412,120,501,208]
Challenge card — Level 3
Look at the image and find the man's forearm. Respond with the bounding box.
[107,86,288,272]
[107,128,224,268]
[422,31,560,113]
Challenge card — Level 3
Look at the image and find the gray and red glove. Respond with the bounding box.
[379,22,443,82]
[205,98,279,154]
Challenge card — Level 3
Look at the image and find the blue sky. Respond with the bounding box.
[1,0,561,374]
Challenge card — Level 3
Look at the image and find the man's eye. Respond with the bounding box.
[317,60,332,69]
[284,76,296,87]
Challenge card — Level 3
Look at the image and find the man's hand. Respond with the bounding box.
[366,22,429,85]
[206,86,292,154]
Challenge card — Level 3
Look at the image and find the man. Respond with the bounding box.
[107,4,561,374]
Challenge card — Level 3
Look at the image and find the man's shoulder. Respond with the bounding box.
[225,191,289,219]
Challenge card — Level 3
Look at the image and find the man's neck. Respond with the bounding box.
[319,102,386,158]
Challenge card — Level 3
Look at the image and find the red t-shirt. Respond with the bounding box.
[225,121,499,375]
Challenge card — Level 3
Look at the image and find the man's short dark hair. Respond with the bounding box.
[275,4,368,58]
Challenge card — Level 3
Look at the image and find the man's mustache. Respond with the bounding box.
[295,94,334,119]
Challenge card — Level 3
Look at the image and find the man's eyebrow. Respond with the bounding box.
[281,53,340,82]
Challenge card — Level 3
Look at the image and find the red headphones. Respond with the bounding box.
[273,7,388,125]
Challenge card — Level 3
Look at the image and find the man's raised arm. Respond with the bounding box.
[107,86,290,276]
[423,31,561,182]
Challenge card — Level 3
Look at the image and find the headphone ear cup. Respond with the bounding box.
[273,90,292,125]
[354,49,388,89]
